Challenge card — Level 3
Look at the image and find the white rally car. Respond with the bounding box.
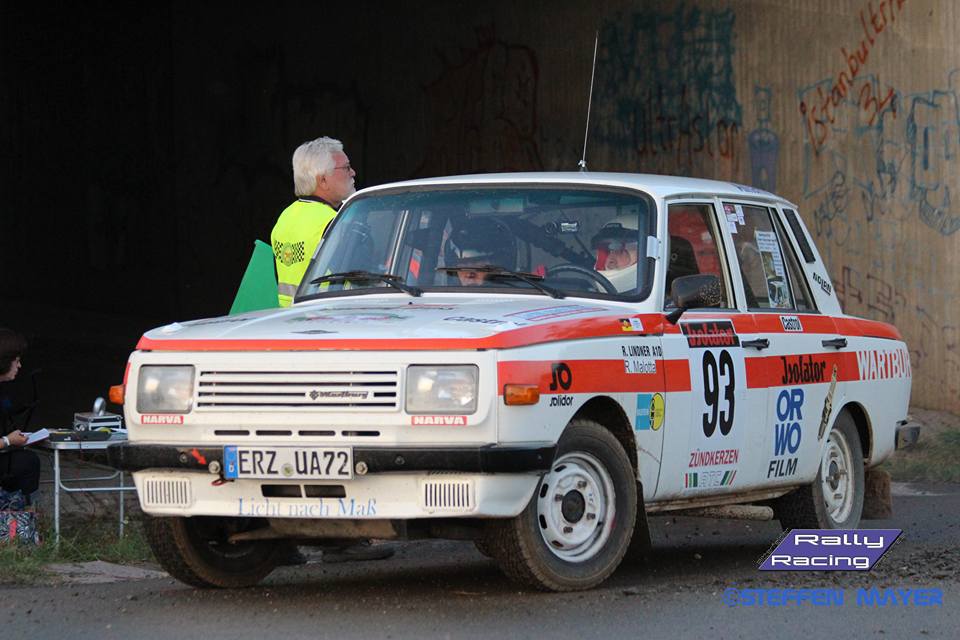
[108,173,914,591]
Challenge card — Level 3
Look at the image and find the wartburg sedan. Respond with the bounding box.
[107,173,914,591]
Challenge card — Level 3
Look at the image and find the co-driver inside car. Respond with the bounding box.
[592,215,640,292]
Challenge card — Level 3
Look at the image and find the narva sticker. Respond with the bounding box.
[141,414,184,425]
[410,415,468,426]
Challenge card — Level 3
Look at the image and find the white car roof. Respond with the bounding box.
[354,172,797,208]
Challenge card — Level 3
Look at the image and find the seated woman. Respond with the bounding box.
[0,327,40,503]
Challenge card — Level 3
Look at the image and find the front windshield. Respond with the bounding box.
[297,186,656,301]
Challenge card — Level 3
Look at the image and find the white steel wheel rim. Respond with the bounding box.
[821,429,855,523]
[536,451,616,563]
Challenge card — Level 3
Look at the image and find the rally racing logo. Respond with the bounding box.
[758,529,902,570]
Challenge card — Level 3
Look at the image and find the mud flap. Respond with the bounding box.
[624,481,652,563]
[862,468,893,519]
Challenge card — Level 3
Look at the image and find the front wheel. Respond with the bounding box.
[774,410,865,529]
[143,515,283,588]
[488,419,637,591]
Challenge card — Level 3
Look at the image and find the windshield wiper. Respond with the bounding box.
[310,270,422,297]
[438,265,565,299]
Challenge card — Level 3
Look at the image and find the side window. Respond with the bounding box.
[783,208,816,263]
[772,212,816,311]
[727,203,796,310]
[665,203,732,308]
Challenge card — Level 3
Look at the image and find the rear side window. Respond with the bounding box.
[783,208,816,263]
[726,203,798,310]
[665,203,732,308]
[772,212,816,311]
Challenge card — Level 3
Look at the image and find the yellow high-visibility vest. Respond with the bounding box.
[270,198,337,307]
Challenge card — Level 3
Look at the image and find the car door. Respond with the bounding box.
[654,201,764,499]
[722,201,839,490]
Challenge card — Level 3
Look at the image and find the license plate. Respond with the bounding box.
[222,446,353,480]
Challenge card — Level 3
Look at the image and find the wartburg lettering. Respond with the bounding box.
[410,415,468,426]
[857,347,912,381]
[780,355,827,385]
[307,390,369,400]
[681,321,740,348]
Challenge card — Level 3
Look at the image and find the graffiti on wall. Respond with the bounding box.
[799,0,906,155]
[908,85,960,235]
[800,69,960,267]
[835,265,960,399]
[799,51,960,409]
[748,86,780,191]
[414,25,543,176]
[594,3,743,175]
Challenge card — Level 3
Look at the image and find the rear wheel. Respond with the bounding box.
[774,410,865,529]
[488,419,636,591]
[144,515,282,588]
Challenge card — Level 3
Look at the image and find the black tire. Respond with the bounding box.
[774,410,865,529]
[143,515,283,588]
[487,419,637,591]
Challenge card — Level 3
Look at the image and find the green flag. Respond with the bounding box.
[229,239,279,315]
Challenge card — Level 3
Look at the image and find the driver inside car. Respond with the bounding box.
[444,219,515,286]
[592,215,640,292]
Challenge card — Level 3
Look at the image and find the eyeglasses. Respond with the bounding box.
[333,164,353,173]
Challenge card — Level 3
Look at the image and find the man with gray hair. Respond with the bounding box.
[271,136,356,307]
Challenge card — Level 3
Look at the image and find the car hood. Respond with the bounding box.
[138,295,648,350]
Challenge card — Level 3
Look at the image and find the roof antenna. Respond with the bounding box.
[578,31,599,173]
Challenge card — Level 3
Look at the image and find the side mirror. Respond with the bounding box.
[665,274,723,324]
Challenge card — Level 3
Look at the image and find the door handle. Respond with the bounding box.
[741,338,770,350]
[822,337,848,349]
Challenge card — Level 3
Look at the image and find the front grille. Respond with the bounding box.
[195,370,400,411]
[141,477,192,508]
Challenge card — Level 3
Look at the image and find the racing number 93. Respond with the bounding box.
[702,350,735,437]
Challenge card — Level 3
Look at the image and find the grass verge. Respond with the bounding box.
[0,517,154,585]
[881,426,960,483]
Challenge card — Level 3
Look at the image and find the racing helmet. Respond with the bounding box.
[592,214,641,292]
[443,218,516,269]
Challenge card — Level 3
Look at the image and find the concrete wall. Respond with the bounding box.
[369,0,958,413]
[2,1,955,412]
[577,0,958,414]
